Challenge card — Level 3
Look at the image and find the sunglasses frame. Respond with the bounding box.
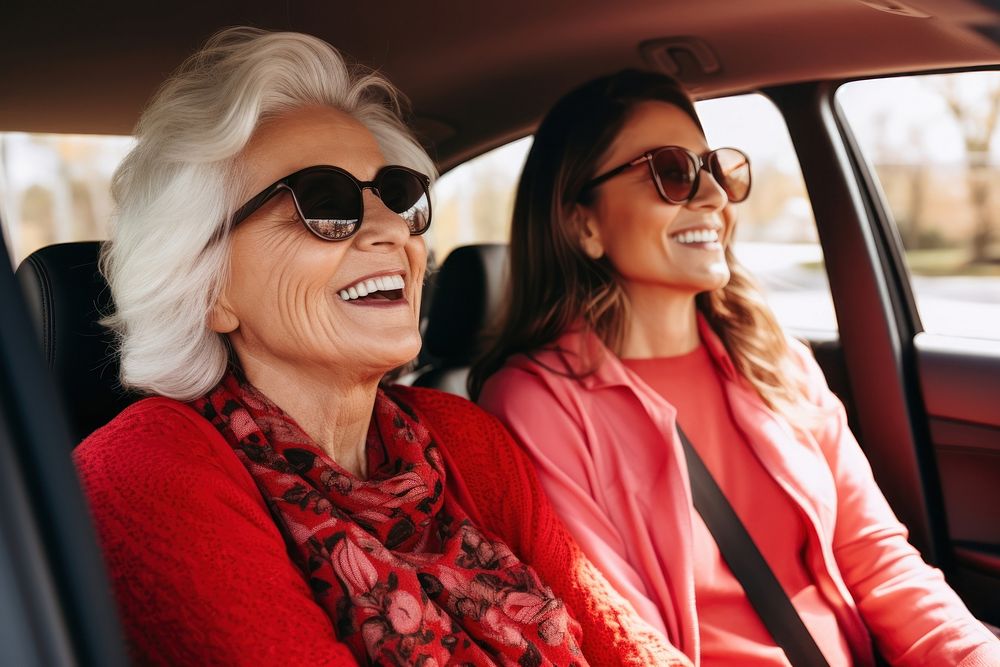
[582,146,751,205]
[230,164,432,241]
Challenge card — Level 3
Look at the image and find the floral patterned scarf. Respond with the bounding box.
[192,372,583,666]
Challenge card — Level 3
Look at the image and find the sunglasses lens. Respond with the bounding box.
[652,148,699,203]
[281,166,431,240]
[293,169,363,240]
[378,167,432,234]
[710,148,751,203]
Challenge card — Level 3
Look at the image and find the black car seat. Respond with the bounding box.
[15,241,139,443]
[411,243,509,398]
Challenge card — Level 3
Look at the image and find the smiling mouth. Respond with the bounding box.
[671,228,720,245]
[338,274,406,302]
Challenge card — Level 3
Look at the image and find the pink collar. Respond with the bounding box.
[538,312,740,390]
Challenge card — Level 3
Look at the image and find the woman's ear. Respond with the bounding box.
[208,294,239,334]
[573,204,605,260]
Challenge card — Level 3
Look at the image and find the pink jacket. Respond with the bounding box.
[479,317,1000,667]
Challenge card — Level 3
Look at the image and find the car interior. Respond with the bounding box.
[2,1,1000,664]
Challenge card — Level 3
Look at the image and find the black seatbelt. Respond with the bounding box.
[677,424,831,667]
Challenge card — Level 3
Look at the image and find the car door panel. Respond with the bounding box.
[916,334,1000,623]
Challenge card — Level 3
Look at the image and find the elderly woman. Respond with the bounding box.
[74,29,688,666]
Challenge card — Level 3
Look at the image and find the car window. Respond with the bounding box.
[838,72,1000,341]
[0,132,134,266]
[428,137,531,264]
[432,94,837,334]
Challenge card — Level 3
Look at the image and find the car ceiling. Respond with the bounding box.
[1,0,999,168]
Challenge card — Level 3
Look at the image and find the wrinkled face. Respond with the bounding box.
[579,101,734,302]
[212,106,426,382]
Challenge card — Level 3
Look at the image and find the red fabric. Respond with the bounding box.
[190,373,583,665]
[74,386,690,667]
[624,347,853,666]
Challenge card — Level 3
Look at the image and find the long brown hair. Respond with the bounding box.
[469,70,811,422]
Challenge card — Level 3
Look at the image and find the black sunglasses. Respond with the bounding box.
[582,146,751,205]
[231,164,432,241]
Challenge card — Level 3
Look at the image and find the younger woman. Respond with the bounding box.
[473,69,1000,666]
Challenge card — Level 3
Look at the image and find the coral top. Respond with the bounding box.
[478,317,1000,667]
[74,386,688,667]
[622,345,852,665]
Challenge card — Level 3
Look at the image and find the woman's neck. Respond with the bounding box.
[620,286,700,359]
[236,353,379,479]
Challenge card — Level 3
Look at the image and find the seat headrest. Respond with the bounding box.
[15,242,138,442]
[421,243,508,367]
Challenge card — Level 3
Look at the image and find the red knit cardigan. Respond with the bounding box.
[74,385,688,666]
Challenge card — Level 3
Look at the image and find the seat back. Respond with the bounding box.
[15,241,138,442]
[413,243,509,397]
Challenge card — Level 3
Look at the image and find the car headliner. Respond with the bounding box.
[1,0,999,168]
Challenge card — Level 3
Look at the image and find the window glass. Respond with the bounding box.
[432,94,837,333]
[838,72,1000,341]
[699,95,835,334]
[428,137,531,265]
[0,133,134,266]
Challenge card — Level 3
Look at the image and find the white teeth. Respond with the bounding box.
[675,229,719,244]
[339,274,406,301]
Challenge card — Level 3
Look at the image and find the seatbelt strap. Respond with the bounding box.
[677,424,831,667]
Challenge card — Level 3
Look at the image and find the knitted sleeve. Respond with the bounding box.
[73,398,359,667]
[396,386,692,667]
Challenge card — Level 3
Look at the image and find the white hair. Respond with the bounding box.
[102,27,436,400]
